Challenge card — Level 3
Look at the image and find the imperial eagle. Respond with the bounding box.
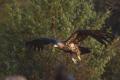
[25,29,114,64]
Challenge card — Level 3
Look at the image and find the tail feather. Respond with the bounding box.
[79,47,91,55]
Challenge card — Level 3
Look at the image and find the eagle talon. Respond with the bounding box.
[72,58,77,64]
[77,56,81,61]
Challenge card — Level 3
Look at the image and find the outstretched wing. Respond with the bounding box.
[65,30,114,46]
[25,38,58,51]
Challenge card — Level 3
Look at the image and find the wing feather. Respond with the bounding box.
[80,47,91,55]
[65,30,114,45]
[25,38,57,51]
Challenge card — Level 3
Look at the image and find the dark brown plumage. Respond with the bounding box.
[65,30,114,45]
[25,29,114,63]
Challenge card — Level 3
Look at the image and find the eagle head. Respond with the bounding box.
[54,42,65,48]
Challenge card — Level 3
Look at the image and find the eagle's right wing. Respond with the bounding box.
[25,38,58,51]
[65,30,114,46]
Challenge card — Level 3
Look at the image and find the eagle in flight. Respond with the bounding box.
[25,29,114,64]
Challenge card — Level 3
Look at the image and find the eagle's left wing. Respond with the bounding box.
[65,30,114,46]
[25,38,58,51]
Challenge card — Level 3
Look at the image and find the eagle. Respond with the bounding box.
[25,29,114,64]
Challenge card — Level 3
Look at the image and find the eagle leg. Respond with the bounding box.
[69,52,81,64]
[72,57,77,64]
[76,51,81,61]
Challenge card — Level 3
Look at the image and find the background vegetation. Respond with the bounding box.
[0,0,119,80]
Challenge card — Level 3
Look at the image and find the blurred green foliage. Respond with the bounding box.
[102,52,120,80]
[0,0,119,80]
